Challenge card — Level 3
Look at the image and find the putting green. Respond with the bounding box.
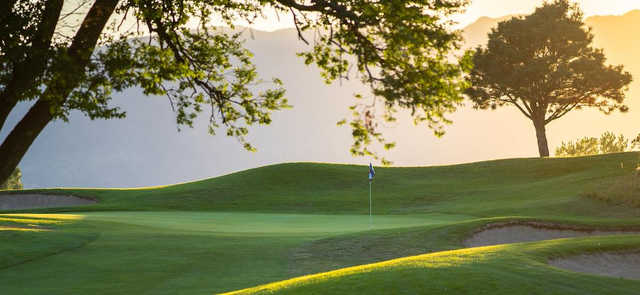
[0,211,472,294]
[82,211,472,235]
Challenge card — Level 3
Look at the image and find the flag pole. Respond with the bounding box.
[368,163,375,229]
[369,179,372,228]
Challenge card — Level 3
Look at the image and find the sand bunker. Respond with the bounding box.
[0,194,96,210]
[464,222,640,248]
[550,252,640,280]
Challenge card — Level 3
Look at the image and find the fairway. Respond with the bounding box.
[2,153,640,294]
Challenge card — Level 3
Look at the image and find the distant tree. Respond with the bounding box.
[0,0,472,184]
[555,137,599,157]
[555,131,631,157]
[0,168,23,190]
[633,134,640,150]
[466,0,632,157]
[599,131,629,154]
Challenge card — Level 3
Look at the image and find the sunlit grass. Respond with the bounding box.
[0,216,65,225]
[222,245,507,295]
[224,236,640,295]
[0,213,84,226]
[2,213,86,220]
[0,214,85,232]
[0,226,51,232]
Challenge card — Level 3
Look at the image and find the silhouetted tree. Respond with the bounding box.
[466,0,632,157]
[0,0,472,183]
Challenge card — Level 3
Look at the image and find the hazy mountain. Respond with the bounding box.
[3,11,640,188]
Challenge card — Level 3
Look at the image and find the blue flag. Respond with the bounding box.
[368,163,375,181]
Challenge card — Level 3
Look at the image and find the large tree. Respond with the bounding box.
[0,0,471,183]
[466,0,632,157]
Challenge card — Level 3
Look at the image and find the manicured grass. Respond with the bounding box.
[82,211,471,235]
[0,211,469,294]
[2,152,640,294]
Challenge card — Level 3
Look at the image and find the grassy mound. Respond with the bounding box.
[225,236,640,295]
[9,152,640,216]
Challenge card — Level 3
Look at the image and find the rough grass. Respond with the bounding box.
[583,171,640,207]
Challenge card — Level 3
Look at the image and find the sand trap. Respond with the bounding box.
[0,194,96,210]
[550,252,640,280]
[464,222,640,247]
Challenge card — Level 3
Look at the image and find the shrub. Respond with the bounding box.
[556,131,634,157]
[0,168,23,190]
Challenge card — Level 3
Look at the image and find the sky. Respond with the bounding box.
[59,1,640,39]
[237,0,640,31]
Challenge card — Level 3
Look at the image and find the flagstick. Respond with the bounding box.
[369,180,372,228]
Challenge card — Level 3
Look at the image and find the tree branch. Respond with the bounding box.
[0,0,64,131]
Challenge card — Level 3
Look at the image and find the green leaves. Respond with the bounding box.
[2,0,471,162]
[119,0,471,161]
[275,0,471,164]
[63,25,288,151]
[556,131,632,157]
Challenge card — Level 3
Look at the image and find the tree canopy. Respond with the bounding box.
[466,0,632,157]
[0,0,471,183]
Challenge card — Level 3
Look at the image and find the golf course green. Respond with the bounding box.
[2,152,640,294]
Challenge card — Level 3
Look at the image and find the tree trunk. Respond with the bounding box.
[0,100,53,183]
[0,102,18,132]
[533,119,550,157]
[0,0,119,184]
